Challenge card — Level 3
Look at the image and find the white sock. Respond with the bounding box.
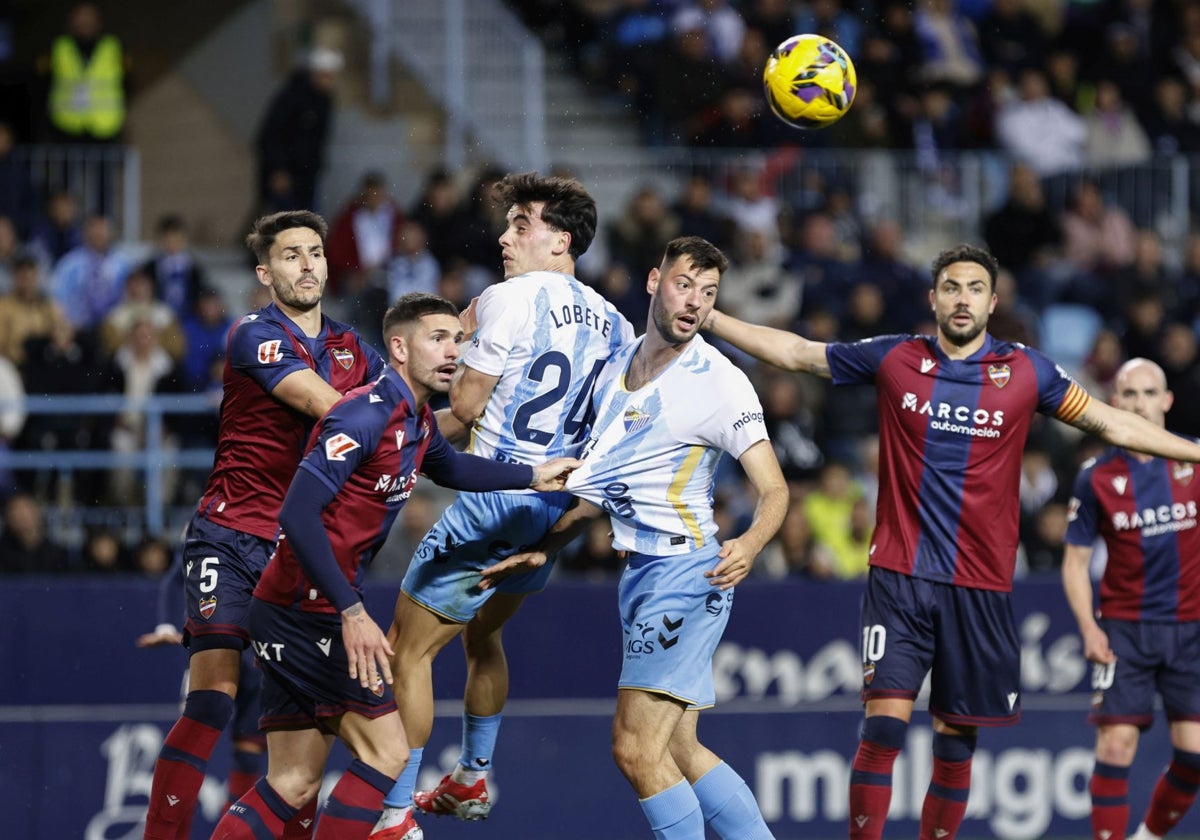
[451,765,488,785]
[372,805,412,831]
[1131,824,1163,840]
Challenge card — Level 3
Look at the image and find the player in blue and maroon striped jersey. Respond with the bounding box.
[707,244,1200,840]
[209,293,577,840]
[145,210,385,840]
[1064,358,1200,840]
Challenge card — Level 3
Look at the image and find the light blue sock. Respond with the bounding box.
[692,762,775,840]
[459,713,501,771]
[383,746,423,809]
[639,778,705,840]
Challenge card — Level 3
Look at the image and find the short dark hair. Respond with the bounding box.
[382,292,460,342]
[245,210,328,264]
[156,213,186,235]
[494,172,597,261]
[660,236,729,276]
[930,244,999,291]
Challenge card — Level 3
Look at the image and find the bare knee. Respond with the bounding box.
[462,621,504,661]
[267,767,326,809]
[612,731,650,780]
[1095,725,1138,767]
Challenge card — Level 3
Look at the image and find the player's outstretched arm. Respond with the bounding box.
[706,440,789,590]
[705,309,831,377]
[478,498,605,590]
[1070,399,1200,462]
[434,406,470,447]
[1061,544,1114,665]
[272,368,345,418]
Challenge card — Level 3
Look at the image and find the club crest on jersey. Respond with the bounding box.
[862,661,875,685]
[987,364,1011,388]
[330,348,355,370]
[1112,476,1128,495]
[324,433,361,461]
[257,340,283,364]
[371,673,386,698]
[623,407,652,434]
[1175,462,1194,485]
[199,596,217,620]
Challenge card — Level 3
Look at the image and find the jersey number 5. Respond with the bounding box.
[513,351,605,445]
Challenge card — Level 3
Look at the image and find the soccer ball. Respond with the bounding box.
[762,34,857,130]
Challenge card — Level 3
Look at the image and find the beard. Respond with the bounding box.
[272,272,323,311]
[938,309,986,347]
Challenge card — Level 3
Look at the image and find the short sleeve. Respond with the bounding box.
[463,283,529,378]
[1024,345,1092,422]
[228,317,311,393]
[826,335,909,386]
[700,365,769,459]
[297,396,384,495]
[1065,465,1100,547]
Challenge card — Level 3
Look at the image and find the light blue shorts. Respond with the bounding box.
[400,490,573,623]
[617,544,733,709]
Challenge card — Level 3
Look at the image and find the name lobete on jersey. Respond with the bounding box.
[827,333,1090,591]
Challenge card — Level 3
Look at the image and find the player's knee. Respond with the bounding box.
[860,715,909,750]
[356,741,410,779]
[1095,726,1138,765]
[612,732,656,779]
[268,768,325,809]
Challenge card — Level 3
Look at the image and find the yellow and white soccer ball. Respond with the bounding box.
[762,33,857,130]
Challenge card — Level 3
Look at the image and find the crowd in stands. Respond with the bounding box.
[12,0,1200,582]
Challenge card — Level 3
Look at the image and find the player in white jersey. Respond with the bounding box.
[481,237,788,840]
[373,173,634,839]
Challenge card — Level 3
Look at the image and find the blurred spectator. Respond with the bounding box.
[692,86,775,148]
[0,121,33,236]
[607,184,680,275]
[140,214,207,319]
[49,214,132,334]
[826,78,895,148]
[1082,79,1151,169]
[17,321,114,504]
[1020,449,1059,520]
[823,182,864,263]
[326,170,402,297]
[0,493,68,573]
[99,267,184,361]
[793,0,862,57]
[595,0,670,118]
[1103,21,1155,117]
[386,219,440,302]
[592,262,647,329]
[788,211,857,319]
[671,0,746,64]
[1107,229,1175,321]
[840,282,889,344]
[987,268,1040,347]
[0,254,67,365]
[983,163,1064,298]
[760,370,824,484]
[1060,179,1137,280]
[107,318,182,502]
[1043,43,1094,114]
[1079,328,1125,397]
[669,173,732,253]
[719,227,800,328]
[913,0,985,91]
[0,350,23,498]
[1160,322,1200,438]
[255,45,341,213]
[1021,501,1069,573]
[453,166,508,273]
[802,462,870,580]
[855,3,923,139]
[82,526,130,573]
[756,502,824,579]
[1142,73,1200,154]
[741,0,795,52]
[723,164,781,242]
[133,535,171,577]
[995,67,1087,178]
[43,2,126,142]
[858,219,927,331]
[179,287,230,393]
[26,190,81,268]
[408,167,463,270]
[1120,290,1167,364]
[651,17,729,144]
[977,0,1048,79]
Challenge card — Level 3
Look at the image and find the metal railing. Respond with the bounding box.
[1,394,216,540]
[13,145,141,239]
[351,0,546,173]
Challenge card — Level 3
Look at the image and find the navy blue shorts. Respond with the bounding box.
[860,567,1021,727]
[1089,619,1200,728]
[182,514,276,652]
[248,599,396,731]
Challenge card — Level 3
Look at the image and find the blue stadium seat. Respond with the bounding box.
[1037,304,1103,369]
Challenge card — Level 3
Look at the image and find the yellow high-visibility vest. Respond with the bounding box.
[48,34,125,138]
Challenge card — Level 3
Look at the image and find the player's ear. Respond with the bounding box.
[928,288,935,311]
[389,332,407,365]
[646,267,661,295]
[555,229,571,257]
